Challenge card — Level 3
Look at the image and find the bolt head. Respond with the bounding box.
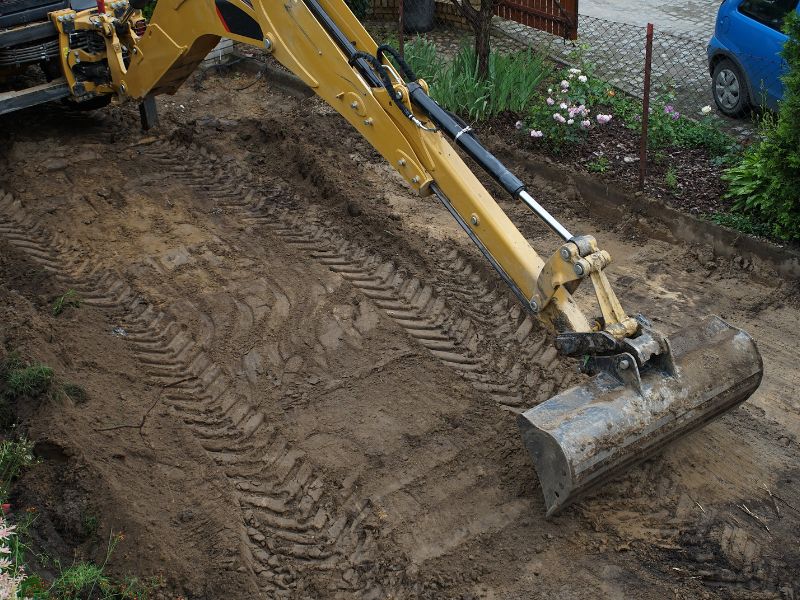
[395,90,403,100]
[618,359,630,371]
[411,176,420,184]
[574,263,585,276]
[398,158,406,166]
[470,214,479,226]
[560,247,571,261]
[351,101,358,109]
[530,300,539,313]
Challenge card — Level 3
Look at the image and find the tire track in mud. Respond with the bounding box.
[0,190,402,598]
[139,140,576,413]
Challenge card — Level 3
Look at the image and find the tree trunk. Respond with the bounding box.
[474,0,494,80]
[450,0,497,80]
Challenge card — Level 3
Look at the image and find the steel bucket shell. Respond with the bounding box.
[518,316,763,516]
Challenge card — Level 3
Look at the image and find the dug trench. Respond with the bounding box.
[0,64,798,599]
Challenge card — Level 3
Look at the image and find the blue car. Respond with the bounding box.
[708,0,800,117]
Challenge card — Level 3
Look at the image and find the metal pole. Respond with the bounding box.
[639,22,653,191]
[398,0,404,58]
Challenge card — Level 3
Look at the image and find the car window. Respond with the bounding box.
[739,0,799,32]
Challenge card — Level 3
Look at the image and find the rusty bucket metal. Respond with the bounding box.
[518,316,763,516]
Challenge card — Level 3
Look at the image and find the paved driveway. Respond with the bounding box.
[581,0,719,37]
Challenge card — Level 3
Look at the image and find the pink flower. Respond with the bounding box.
[515,120,523,130]
[553,113,566,124]
[596,114,613,125]
[530,130,544,138]
[581,120,591,129]
[546,97,555,106]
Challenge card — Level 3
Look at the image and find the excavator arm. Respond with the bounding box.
[47,0,763,515]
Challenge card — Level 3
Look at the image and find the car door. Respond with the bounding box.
[727,0,798,109]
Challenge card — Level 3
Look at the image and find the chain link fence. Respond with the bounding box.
[362,1,719,120]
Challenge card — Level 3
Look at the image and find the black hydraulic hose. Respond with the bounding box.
[406,82,526,198]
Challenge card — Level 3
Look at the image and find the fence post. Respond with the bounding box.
[639,22,653,191]
[398,0,405,57]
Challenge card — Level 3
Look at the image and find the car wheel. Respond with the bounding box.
[712,58,750,118]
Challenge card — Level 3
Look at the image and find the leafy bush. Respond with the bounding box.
[0,439,35,502]
[647,101,735,157]
[523,66,614,148]
[345,0,370,20]
[723,12,800,241]
[404,40,551,121]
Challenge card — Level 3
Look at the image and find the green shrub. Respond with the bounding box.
[345,0,370,20]
[722,12,800,241]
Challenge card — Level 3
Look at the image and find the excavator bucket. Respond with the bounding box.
[519,316,762,516]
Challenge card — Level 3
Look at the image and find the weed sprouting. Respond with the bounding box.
[52,290,81,317]
[665,166,679,190]
[61,383,88,404]
[0,438,35,503]
[587,156,610,173]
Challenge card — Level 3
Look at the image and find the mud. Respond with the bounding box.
[0,66,798,599]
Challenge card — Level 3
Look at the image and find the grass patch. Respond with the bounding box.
[0,438,35,503]
[52,290,80,317]
[61,383,88,404]
[4,364,54,401]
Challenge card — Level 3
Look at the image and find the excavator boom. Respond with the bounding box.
[34,0,763,514]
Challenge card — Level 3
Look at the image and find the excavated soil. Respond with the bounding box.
[0,64,799,599]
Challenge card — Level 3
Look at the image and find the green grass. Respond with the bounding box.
[52,289,80,317]
[50,562,109,599]
[403,39,552,121]
[710,211,774,238]
[4,364,54,400]
[0,438,35,502]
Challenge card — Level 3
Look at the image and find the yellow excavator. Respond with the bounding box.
[0,0,763,515]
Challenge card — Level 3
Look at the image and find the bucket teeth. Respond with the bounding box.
[518,315,763,516]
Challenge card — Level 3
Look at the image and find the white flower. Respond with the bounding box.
[581,119,591,129]
[546,97,555,106]
[578,75,588,83]
[560,80,569,89]
[701,105,712,115]
[553,113,566,124]
[547,87,553,94]
[567,119,575,125]
[596,114,613,125]
[569,67,581,74]
[559,102,568,110]
[530,130,544,138]
[515,120,523,130]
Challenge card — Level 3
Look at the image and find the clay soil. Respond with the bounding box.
[0,63,799,599]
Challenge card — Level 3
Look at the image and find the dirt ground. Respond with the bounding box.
[0,63,798,599]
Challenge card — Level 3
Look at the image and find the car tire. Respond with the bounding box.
[712,58,750,118]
